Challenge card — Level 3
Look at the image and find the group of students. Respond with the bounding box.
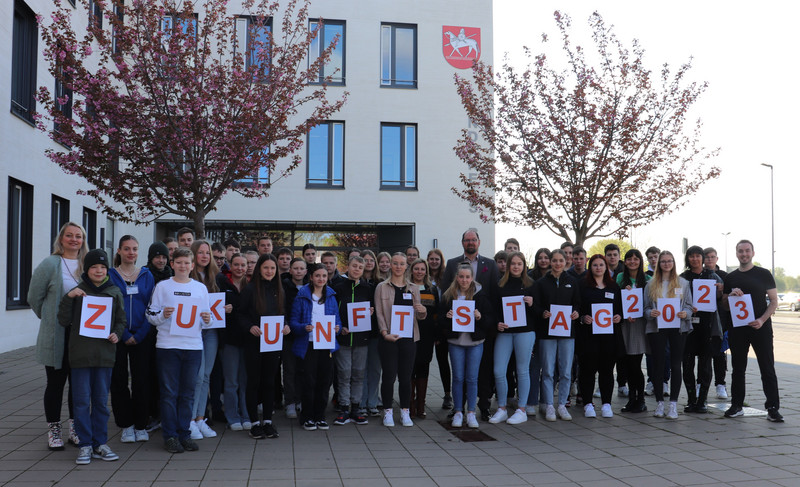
[29,223,784,464]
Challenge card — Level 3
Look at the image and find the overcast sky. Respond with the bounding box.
[491,1,800,275]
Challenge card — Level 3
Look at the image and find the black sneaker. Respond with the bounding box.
[165,437,184,454]
[767,408,784,423]
[442,395,453,409]
[263,422,279,438]
[180,437,199,451]
[684,402,697,413]
[249,424,266,439]
[724,406,744,418]
[480,408,490,422]
[333,411,350,425]
[303,420,317,431]
[316,420,330,430]
[352,413,369,425]
[694,403,708,414]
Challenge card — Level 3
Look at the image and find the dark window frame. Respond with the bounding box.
[306,121,345,189]
[380,22,417,89]
[380,122,418,190]
[11,0,38,125]
[83,207,97,250]
[309,19,345,86]
[7,178,33,309]
[51,195,70,246]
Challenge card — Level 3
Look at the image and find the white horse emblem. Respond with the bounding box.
[444,28,480,58]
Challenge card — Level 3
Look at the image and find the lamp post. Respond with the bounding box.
[761,163,775,276]
[721,232,730,271]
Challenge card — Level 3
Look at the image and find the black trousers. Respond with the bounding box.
[300,344,333,422]
[44,337,73,423]
[379,337,416,409]
[244,344,281,423]
[729,324,779,410]
[647,330,686,402]
[110,330,154,429]
[477,336,495,410]
[682,323,713,404]
[578,334,616,404]
[435,341,451,395]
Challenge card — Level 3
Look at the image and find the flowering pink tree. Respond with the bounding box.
[36,0,346,237]
[453,11,719,246]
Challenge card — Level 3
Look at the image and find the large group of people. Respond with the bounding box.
[29,222,784,465]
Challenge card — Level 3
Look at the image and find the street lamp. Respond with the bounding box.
[761,163,775,276]
[721,232,730,271]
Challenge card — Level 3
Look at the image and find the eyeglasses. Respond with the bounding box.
[213,257,225,262]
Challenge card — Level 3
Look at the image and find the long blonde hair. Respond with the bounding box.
[409,258,432,287]
[443,264,477,302]
[190,240,219,293]
[375,251,391,282]
[648,250,680,300]
[52,222,89,277]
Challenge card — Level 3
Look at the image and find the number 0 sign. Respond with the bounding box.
[728,294,754,328]
[657,298,681,329]
[692,279,717,312]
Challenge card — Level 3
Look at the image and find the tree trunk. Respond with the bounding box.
[194,211,206,240]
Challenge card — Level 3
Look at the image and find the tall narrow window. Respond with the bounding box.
[309,20,345,85]
[235,148,271,186]
[234,16,272,77]
[51,195,70,245]
[380,23,417,88]
[11,0,38,124]
[54,44,73,133]
[7,178,33,309]
[104,217,116,257]
[380,123,417,189]
[306,122,344,188]
[83,207,97,250]
[88,0,103,30]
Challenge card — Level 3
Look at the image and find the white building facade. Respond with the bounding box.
[1,0,494,353]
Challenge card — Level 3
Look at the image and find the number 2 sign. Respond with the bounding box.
[692,279,717,312]
[728,294,755,328]
[621,288,643,319]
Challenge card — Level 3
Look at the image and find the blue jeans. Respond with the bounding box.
[192,329,218,418]
[157,348,201,441]
[449,342,483,412]
[360,337,382,409]
[494,332,535,407]
[539,338,575,406]
[71,367,112,448]
[220,344,247,425]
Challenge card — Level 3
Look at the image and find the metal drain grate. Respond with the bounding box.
[439,420,497,442]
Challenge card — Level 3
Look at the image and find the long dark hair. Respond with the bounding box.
[113,235,138,267]
[307,263,329,304]
[584,254,616,288]
[530,247,552,280]
[619,249,647,288]
[253,253,285,315]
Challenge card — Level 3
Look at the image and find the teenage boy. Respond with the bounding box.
[276,247,293,281]
[333,256,374,426]
[560,242,574,268]
[302,244,317,265]
[504,238,520,253]
[223,239,241,262]
[566,247,587,280]
[257,236,273,256]
[645,246,660,277]
[321,251,341,283]
[704,247,729,399]
[176,228,195,248]
[604,243,624,277]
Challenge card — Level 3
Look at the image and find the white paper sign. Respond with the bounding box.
[548,305,572,337]
[170,297,204,337]
[79,295,113,339]
[346,301,371,333]
[260,316,284,352]
[313,315,336,349]
[452,299,475,333]
[728,294,755,328]
[390,305,415,338]
[657,298,681,329]
[621,288,643,319]
[591,303,614,335]
[208,292,226,329]
[502,296,527,328]
[692,279,717,312]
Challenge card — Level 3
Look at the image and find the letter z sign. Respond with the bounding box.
[79,296,113,339]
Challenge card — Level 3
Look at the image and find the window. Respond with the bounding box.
[104,217,115,258]
[88,0,103,30]
[83,207,97,250]
[54,44,73,133]
[234,16,272,75]
[112,2,124,54]
[306,122,344,188]
[11,0,38,124]
[7,178,33,309]
[235,148,271,187]
[380,23,417,88]
[51,195,70,245]
[161,13,198,53]
[309,20,345,85]
[380,123,417,189]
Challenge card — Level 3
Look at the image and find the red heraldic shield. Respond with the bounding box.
[442,26,481,69]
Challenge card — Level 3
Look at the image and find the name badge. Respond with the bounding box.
[692,316,700,324]
[605,292,614,300]
[675,288,682,295]
[127,284,139,295]
[403,293,413,300]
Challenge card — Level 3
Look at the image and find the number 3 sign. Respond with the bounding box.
[728,294,755,327]
[692,279,717,312]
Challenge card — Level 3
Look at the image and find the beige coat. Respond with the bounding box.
[374,280,427,342]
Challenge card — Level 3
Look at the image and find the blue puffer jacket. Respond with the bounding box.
[289,284,341,358]
[109,267,155,344]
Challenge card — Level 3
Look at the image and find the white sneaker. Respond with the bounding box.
[488,409,508,424]
[466,412,479,428]
[557,404,572,421]
[653,401,665,418]
[401,409,413,427]
[584,404,596,418]
[666,402,678,420]
[242,421,252,430]
[618,386,629,397]
[229,422,243,431]
[593,388,601,398]
[506,409,527,425]
[716,384,728,399]
[120,426,135,443]
[545,405,556,422]
[570,381,578,397]
[189,421,203,440]
[601,403,613,418]
[383,410,395,427]
[451,412,463,428]
[197,419,217,438]
[134,429,149,442]
[525,405,537,416]
[645,381,654,396]
[663,383,670,396]
[286,403,297,419]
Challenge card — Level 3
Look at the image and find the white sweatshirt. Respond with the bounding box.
[147,277,209,350]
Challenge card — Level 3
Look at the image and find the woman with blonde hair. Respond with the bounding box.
[643,250,693,419]
[29,222,89,449]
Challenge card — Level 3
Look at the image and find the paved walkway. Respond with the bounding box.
[0,341,798,486]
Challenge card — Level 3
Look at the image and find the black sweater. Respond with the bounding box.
[439,288,495,342]
[534,271,581,339]
[495,276,536,334]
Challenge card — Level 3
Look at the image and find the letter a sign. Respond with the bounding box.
[548,305,572,337]
[79,296,113,339]
[260,316,284,352]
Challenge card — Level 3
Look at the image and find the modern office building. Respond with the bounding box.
[1,0,493,353]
